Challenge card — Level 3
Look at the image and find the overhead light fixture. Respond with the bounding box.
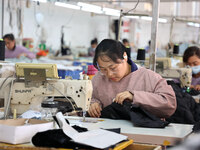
[32,0,47,3]
[141,16,167,23]
[77,2,103,14]
[55,2,80,10]
[158,18,167,23]
[187,22,194,26]
[103,8,120,17]
[187,22,200,28]
[194,23,200,27]
[125,16,140,19]
[141,16,152,21]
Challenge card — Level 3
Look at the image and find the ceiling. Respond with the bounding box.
[51,0,200,20]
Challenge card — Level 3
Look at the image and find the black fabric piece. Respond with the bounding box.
[100,101,169,128]
[193,122,200,133]
[32,124,122,149]
[32,125,93,149]
[129,105,169,128]
[100,101,131,120]
[189,89,200,96]
[102,128,121,134]
[53,116,70,128]
[166,81,200,125]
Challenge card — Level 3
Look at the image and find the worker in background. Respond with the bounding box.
[88,38,98,57]
[88,39,176,118]
[183,46,200,90]
[3,33,36,59]
[122,38,131,58]
[145,40,151,53]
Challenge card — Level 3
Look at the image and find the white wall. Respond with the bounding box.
[128,20,199,49]
[1,1,110,53]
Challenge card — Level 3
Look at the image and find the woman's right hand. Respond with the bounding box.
[88,102,102,118]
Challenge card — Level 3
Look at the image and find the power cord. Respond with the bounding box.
[0,75,14,90]
[4,77,16,119]
[124,0,140,15]
[48,83,78,112]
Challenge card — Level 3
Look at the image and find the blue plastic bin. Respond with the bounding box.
[58,70,82,79]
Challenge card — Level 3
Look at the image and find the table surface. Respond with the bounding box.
[65,116,193,145]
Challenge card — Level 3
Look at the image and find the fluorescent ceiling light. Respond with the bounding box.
[187,22,194,26]
[81,7,103,14]
[103,8,120,17]
[125,16,140,19]
[158,18,167,23]
[141,16,152,21]
[141,16,167,23]
[187,22,200,28]
[194,23,200,27]
[32,0,47,3]
[55,2,80,10]
[77,2,103,14]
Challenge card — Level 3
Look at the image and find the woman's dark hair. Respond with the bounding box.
[93,39,127,69]
[122,38,129,44]
[91,38,98,45]
[3,33,15,41]
[183,46,200,63]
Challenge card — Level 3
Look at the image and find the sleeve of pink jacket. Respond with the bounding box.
[90,82,102,107]
[127,69,177,118]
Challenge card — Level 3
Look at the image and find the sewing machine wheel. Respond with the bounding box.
[52,97,82,114]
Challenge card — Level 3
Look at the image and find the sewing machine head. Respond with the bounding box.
[144,57,192,88]
[0,63,93,117]
[157,67,192,88]
[10,79,92,114]
[145,57,171,70]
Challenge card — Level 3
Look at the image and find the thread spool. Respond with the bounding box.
[0,40,5,61]
[137,49,145,60]
[87,65,98,80]
[173,45,179,54]
[13,109,17,119]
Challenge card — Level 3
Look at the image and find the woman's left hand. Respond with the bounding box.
[114,91,133,105]
[194,84,200,91]
[17,53,27,58]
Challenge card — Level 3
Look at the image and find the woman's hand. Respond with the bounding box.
[194,85,200,91]
[114,91,133,105]
[88,102,102,118]
[17,53,27,58]
[190,85,194,89]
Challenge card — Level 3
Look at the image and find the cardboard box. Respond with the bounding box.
[0,119,53,144]
[124,143,162,150]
